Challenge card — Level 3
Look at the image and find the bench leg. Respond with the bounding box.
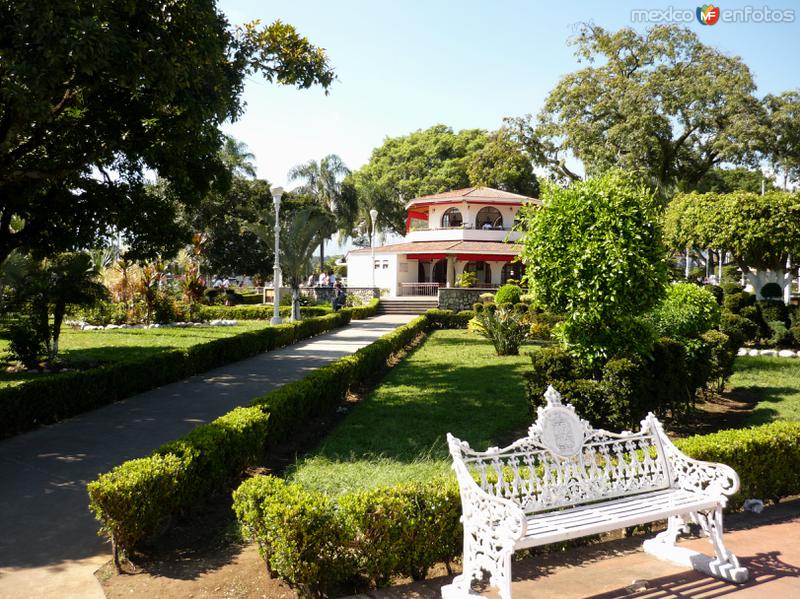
[643,509,748,584]
[441,530,514,599]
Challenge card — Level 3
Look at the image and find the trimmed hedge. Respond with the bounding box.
[235,421,800,595]
[88,309,430,564]
[340,297,380,320]
[1,312,351,439]
[197,304,332,321]
[233,475,461,596]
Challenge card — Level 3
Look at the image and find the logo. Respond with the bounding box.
[697,4,721,25]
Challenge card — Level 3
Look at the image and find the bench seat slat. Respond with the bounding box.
[516,489,719,549]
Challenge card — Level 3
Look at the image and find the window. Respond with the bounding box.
[382,260,389,269]
[441,207,463,228]
[464,261,492,286]
[476,207,503,230]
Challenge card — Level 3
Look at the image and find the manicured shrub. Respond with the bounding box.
[340,298,380,320]
[494,284,523,305]
[700,329,737,392]
[424,308,472,329]
[196,304,333,321]
[792,325,800,346]
[760,282,783,300]
[646,283,720,339]
[703,284,724,305]
[758,300,790,327]
[676,421,800,509]
[769,321,794,348]
[721,281,744,296]
[719,312,758,346]
[723,291,753,314]
[233,476,349,597]
[234,476,461,594]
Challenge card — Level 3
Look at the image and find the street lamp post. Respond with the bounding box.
[271,187,284,325]
[369,208,378,289]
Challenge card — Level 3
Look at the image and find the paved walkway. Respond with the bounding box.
[351,501,800,599]
[0,314,415,599]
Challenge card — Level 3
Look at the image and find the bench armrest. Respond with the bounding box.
[659,436,740,499]
[451,458,527,544]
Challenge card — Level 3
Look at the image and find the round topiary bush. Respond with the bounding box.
[646,283,721,339]
[760,282,783,300]
[494,284,522,305]
[758,299,790,326]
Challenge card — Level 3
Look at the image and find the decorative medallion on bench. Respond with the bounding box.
[443,385,748,599]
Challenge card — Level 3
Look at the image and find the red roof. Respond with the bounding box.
[405,186,540,209]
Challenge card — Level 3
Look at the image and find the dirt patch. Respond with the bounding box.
[670,387,758,437]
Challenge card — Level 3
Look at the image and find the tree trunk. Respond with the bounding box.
[319,239,325,274]
[743,268,791,302]
[51,302,65,359]
[291,287,301,321]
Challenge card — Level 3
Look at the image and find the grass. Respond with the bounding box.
[729,355,800,425]
[0,321,270,389]
[287,329,533,496]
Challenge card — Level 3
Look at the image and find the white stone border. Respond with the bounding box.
[738,347,798,358]
[66,319,238,331]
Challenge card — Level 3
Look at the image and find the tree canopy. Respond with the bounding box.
[764,91,800,189]
[507,24,765,190]
[353,124,538,233]
[664,191,800,297]
[688,167,774,194]
[518,170,668,362]
[0,1,334,263]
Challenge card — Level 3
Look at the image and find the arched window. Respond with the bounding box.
[464,261,492,286]
[476,207,503,230]
[501,261,525,285]
[441,207,463,228]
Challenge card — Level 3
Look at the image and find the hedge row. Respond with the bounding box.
[344,298,380,320]
[87,309,429,564]
[233,475,461,596]
[197,304,333,321]
[1,312,351,439]
[234,420,800,595]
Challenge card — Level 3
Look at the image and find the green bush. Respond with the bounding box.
[1,312,351,439]
[700,330,737,393]
[646,283,720,339]
[6,316,48,367]
[723,291,754,314]
[341,298,380,320]
[233,476,348,597]
[424,308,472,329]
[234,475,461,595]
[719,312,758,346]
[494,284,523,305]
[768,321,795,348]
[792,325,800,346]
[703,284,724,305]
[758,300,790,327]
[469,303,530,355]
[196,304,333,321]
[760,282,783,300]
[676,421,800,509]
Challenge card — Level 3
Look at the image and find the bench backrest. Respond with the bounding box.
[448,386,673,515]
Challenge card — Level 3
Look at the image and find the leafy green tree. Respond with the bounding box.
[689,167,773,194]
[764,91,800,189]
[244,205,336,320]
[507,24,765,190]
[518,170,669,363]
[0,2,334,263]
[353,125,536,233]
[289,155,355,270]
[664,191,800,300]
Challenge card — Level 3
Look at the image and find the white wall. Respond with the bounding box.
[346,252,399,294]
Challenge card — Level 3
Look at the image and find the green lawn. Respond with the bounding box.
[287,329,532,496]
[0,321,270,389]
[730,355,800,425]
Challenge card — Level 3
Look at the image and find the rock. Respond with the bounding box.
[778,349,797,358]
[737,348,748,356]
[759,349,777,356]
[748,349,760,356]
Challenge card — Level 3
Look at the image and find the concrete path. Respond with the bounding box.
[0,314,415,599]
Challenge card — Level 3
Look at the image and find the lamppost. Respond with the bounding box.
[370,208,378,289]
[271,186,284,325]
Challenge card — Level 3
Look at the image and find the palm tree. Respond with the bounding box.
[288,154,356,270]
[244,205,336,320]
[220,136,257,179]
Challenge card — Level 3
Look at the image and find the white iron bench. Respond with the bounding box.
[443,386,748,599]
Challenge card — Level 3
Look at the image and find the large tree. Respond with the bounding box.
[353,125,537,233]
[0,2,334,263]
[507,24,765,190]
[764,91,800,189]
[665,191,800,301]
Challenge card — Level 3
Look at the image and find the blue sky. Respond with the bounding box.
[219,0,800,189]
